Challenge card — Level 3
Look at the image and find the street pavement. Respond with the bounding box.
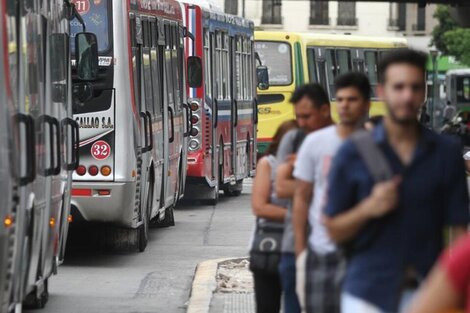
[27,181,254,313]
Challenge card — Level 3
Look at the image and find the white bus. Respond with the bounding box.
[70,0,192,251]
[1,0,95,309]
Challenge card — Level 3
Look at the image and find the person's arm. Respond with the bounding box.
[324,177,401,243]
[275,161,296,199]
[444,141,470,243]
[251,158,286,222]
[292,179,312,256]
[406,266,461,313]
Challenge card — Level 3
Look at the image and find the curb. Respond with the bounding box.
[186,258,233,313]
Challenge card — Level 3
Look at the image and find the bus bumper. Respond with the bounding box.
[186,151,206,177]
[70,181,137,228]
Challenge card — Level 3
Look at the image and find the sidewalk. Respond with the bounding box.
[187,258,256,313]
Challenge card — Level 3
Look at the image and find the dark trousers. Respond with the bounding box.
[253,270,282,313]
[279,253,301,313]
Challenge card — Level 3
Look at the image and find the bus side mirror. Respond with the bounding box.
[188,56,202,88]
[75,32,99,81]
[257,66,269,90]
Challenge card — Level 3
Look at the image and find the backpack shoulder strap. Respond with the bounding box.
[292,129,306,153]
[351,130,393,182]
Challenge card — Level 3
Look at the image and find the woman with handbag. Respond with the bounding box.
[251,120,298,313]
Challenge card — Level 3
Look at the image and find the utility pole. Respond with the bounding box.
[242,0,246,18]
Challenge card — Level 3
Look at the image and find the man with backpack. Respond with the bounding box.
[324,49,470,313]
[292,72,371,313]
[275,83,333,313]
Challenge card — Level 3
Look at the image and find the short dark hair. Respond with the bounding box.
[334,72,371,101]
[378,48,428,83]
[290,83,330,109]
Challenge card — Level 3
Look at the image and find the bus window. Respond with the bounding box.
[142,20,153,115]
[131,16,142,112]
[171,24,180,109]
[203,29,211,99]
[215,31,223,100]
[150,21,162,116]
[337,49,351,75]
[317,59,328,93]
[235,36,242,100]
[243,37,250,100]
[364,50,378,98]
[164,23,174,109]
[307,48,317,82]
[254,41,292,86]
[325,49,336,96]
[70,0,110,54]
[457,77,470,102]
[222,33,229,100]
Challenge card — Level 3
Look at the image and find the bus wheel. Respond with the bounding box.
[159,205,175,227]
[24,278,48,309]
[224,180,243,197]
[138,182,153,252]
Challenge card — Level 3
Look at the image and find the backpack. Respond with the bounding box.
[342,130,393,257]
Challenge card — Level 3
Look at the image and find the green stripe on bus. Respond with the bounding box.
[257,142,270,155]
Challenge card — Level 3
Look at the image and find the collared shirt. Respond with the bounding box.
[325,122,470,312]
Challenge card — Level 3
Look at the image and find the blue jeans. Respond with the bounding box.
[279,253,301,313]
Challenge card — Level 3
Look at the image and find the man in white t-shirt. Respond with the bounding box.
[292,72,371,313]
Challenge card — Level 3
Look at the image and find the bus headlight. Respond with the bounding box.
[189,139,200,151]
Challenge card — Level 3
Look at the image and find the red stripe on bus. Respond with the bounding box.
[257,138,273,143]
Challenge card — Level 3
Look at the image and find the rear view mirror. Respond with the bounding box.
[75,32,99,81]
[188,56,202,88]
[257,66,269,90]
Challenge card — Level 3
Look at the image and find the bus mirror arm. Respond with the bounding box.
[66,1,86,31]
[183,27,196,53]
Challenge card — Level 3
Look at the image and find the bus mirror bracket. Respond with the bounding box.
[65,1,86,32]
[188,56,203,88]
[72,82,94,104]
[257,66,269,91]
[75,32,99,81]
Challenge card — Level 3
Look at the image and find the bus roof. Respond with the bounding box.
[255,31,408,49]
[130,0,183,21]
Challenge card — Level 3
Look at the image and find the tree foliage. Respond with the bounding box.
[431,5,470,66]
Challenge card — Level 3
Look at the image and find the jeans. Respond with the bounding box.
[279,253,301,313]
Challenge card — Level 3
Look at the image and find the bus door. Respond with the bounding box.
[209,31,218,183]
[132,14,152,222]
[230,36,237,178]
[163,21,177,206]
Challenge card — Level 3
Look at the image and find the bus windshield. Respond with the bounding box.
[254,41,292,86]
[70,0,111,54]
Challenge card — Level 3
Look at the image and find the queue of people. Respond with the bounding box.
[250,48,470,313]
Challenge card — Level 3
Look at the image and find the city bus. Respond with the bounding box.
[70,0,190,251]
[183,2,257,204]
[254,31,407,154]
[1,0,92,310]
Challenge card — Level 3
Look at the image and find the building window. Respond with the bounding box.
[262,0,282,25]
[225,0,238,15]
[414,6,426,31]
[397,3,407,31]
[337,2,357,26]
[310,1,329,25]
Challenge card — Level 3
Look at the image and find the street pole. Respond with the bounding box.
[242,0,246,18]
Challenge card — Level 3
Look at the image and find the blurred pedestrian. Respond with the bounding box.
[364,115,383,131]
[407,234,470,313]
[275,83,333,313]
[250,119,298,313]
[292,72,371,313]
[324,49,470,313]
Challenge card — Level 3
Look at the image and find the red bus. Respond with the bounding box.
[183,2,257,204]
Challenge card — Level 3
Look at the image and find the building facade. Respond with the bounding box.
[212,1,438,51]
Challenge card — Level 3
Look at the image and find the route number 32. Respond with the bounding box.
[91,140,111,160]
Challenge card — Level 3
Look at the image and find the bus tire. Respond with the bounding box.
[138,181,153,252]
[24,278,48,309]
[224,180,243,197]
[159,206,175,227]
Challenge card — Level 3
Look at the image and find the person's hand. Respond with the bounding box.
[286,154,296,166]
[362,176,402,219]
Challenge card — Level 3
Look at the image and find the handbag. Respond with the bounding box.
[249,219,284,275]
